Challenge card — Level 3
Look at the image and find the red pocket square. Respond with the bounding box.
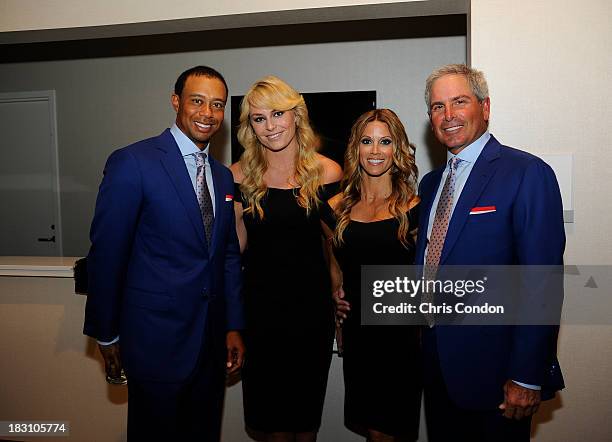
[470,206,496,215]
[225,194,234,202]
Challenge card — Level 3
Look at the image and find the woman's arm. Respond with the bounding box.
[230,162,248,253]
[323,193,351,325]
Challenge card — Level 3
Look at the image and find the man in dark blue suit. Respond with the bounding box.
[416,64,565,441]
[84,66,245,441]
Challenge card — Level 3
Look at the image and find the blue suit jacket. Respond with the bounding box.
[84,129,244,382]
[416,135,565,409]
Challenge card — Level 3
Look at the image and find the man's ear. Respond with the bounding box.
[171,94,180,113]
[482,97,491,122]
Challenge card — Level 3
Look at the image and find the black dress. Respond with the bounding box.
[324,204,422,439]
[236,183,336,433]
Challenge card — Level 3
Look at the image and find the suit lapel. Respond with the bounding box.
[440,136,501,263]
[157,129,207,248]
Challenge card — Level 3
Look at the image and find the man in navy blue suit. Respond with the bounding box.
[84,66,245,441]
[415,64,565,441]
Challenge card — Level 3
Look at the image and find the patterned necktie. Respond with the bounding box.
[423,157,461,324]
[426,156,462,270]
[194,152,214,246]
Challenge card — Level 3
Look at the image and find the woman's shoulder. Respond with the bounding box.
[327,193,343,212]
[316,153,343,184]
[407,195,420,211]
[230,162,244,184]
[399,195,420,216]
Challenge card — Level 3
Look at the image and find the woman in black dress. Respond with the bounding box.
[230,75,343,442]
[325,109,421,441]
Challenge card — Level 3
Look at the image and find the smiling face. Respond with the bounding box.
[249,105,298,153]
[358,120,394,177]
[172,75,227,149]
[429,74,490,154]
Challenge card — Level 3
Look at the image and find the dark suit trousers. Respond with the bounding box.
[126,321,227,442]
[423,329,531,442]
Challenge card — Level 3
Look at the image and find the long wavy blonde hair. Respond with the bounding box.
[334,109,418,247]
[236,76,322,218]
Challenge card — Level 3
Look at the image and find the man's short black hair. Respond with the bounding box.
[174,66,228,98]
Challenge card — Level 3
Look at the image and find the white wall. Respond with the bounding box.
[470,1,612,441]
[470,0,612,266]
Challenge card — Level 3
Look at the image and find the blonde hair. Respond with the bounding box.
[236,76,322,218]
[334,109,418,248]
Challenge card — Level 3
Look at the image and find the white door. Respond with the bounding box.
[0,91,63,256]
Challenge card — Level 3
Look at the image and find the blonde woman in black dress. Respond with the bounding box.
[324,109,421,441]
[231,75,342,442]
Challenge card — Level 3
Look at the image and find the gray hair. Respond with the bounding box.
[425,64,489,110]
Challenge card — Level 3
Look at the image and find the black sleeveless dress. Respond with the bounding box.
[236,183,337,433]
[323,203,422,439]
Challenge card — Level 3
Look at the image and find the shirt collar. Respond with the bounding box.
[446,130,491,166]
[170,123,210,158]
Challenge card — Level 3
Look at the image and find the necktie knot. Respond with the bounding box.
[194,151,207,168]
[449,156,461,171]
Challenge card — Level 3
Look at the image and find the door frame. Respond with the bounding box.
[0,90,63,256]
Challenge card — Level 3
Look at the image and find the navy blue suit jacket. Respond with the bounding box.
[84,129,244,382]
[416,135,565,409]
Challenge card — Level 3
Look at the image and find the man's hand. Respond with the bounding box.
[333,286,350,325]
[226,331,245,374]
[499,379,541,420]
[97,342,123,380]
